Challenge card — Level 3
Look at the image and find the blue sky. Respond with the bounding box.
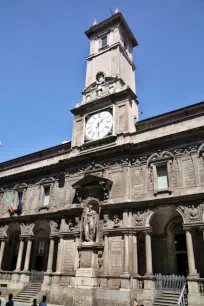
[0,1,203,162]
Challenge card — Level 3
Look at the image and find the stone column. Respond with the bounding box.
[15,239,24,272]
[103,234,109,274]
[46,238,55,273]
[124,234,129,274]
[185,228,197,276]
[133,233,138,274]
[56,236,64,274]
[145,231,153,275]
[0,240,6,270]
[23,239,32,272]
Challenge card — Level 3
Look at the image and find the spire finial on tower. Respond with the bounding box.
[93,19,97,26]
[115,7,119,14]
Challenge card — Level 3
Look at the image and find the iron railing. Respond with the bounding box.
[177,283,187,306]
[155,274,186,292]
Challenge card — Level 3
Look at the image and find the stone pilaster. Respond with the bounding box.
[56,236,64,274]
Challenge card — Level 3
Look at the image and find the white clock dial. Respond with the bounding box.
[85,111,113,141]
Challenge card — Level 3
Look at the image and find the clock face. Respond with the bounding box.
[85,111,113,141]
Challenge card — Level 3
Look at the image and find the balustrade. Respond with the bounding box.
[155,274,186,292]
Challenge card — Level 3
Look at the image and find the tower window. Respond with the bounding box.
[101,36,107,48]
[157,165,169,190]
[43,187,50,206]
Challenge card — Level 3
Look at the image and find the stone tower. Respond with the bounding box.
[71,12,139,149]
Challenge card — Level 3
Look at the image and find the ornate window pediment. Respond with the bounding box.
[147,151,174,195]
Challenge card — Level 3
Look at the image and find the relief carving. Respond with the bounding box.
[178,205,201,223]
[134,209,151,227]
[82,204,98,242]
[20,223,35,236]
[50,220,60,235]
[135,211,143,226]
[113,213,121,228]
[103,211,110,228]
[0,225,8,238]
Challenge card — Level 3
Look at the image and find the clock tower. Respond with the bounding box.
[71,11,138,150]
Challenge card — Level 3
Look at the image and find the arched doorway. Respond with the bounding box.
[2,223,21,271]
[150,206,187,276]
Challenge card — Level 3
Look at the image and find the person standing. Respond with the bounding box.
[31,299,37,306]
[6,294,14,306]
[39,296,47,306]
[133,298,138,306]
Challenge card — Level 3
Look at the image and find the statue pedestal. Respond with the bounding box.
[76,242,103,287]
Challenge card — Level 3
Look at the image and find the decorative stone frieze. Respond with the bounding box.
[20,223,35,237]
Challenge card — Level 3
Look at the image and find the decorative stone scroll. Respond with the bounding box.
[0,225,8,238]
[178,205,202,223]
[20,223,35,236]
[14,183,27,190]
[49,221,60,235]
[147,150,174,166]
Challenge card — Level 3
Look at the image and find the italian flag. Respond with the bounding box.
[7,193,15,213]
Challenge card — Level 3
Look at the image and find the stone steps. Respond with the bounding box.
[14,283,42,303]
[154,291,187,306]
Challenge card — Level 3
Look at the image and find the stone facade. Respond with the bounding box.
[0,10,204,306]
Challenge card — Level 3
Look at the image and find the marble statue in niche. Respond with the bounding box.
[82,204,97,242]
